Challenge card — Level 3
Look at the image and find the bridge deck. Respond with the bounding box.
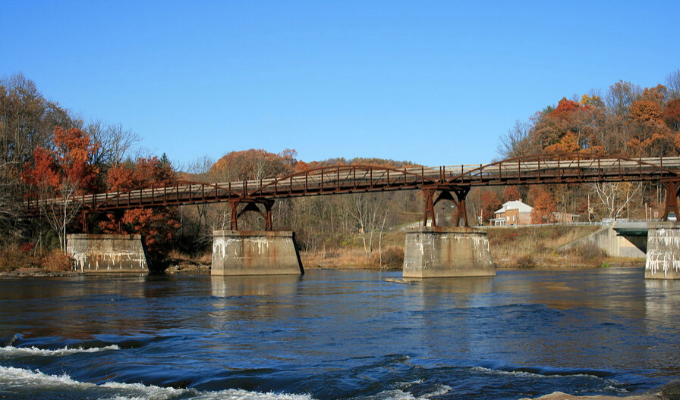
[24,154,680,213]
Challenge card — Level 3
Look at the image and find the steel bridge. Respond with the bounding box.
[24,153,680,230]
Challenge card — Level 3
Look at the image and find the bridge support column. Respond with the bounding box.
[403,227,495,278]
[646,222,680,279]
[212,230,304,276]
[67,234,150,273]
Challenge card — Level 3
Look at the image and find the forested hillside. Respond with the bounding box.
[494,72,680,224]
[2,70,679,271]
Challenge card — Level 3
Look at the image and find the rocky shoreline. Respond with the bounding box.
[0,268,80,277]
[521,380,680,400]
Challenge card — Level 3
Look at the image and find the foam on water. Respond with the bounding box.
[0,365,316,400]
[472,366,598,379]
[0,365,89,388]
[0,344,120,357]
[358,385,451,400]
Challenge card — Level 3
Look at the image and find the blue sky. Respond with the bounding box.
[2,1,679,169]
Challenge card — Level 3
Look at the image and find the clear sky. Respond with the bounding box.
[2,1,679,169]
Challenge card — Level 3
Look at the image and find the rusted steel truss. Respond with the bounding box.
[230,198,274,231]
[23,153,680,230]
[423,187,470,227]
[661,179,680,221]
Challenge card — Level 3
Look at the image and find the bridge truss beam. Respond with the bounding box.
[22,153,680,231]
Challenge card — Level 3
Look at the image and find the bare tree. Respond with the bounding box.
[591,182,641,220]
[346,193,387,256]
[497,120,531,159]
[606,80,641,116]
[87,121,141,166]
[666,69,680,100]
[37,180,82,251]
[183,155,215,246]
[0,162,24,241]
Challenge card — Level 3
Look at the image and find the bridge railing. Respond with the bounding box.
[23,155,680,214]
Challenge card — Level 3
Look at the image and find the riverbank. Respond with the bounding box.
[0,268,80,277]
[298,226,644,270]
[523,378,680,399]
[2,225,645,275]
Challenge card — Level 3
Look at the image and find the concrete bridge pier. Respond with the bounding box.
[211,230,304,276]
[646,222,680,279]
[67,234,150,273]
[403,227,495,278]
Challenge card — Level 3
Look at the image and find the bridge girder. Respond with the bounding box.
[23,153,680,230]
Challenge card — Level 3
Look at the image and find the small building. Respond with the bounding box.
[552,211,580,224]
[492,200,534,226]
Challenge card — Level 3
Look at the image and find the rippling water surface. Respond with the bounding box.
[0,268,679,399]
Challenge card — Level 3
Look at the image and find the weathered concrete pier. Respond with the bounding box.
[67,234,149,273]
[645,222,680,279]
[212,230,304,276]
[403,227,495,278]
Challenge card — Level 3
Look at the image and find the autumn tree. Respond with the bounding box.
[22,127,100,250]
[664,98,680,131]
[99,156,179,267]
[0,74,73,168]
[209,149,297,181]
[626,99,675,156]
[606,80,641,116]
[0,74,74,240]
[529,186,556,224]
[503,186,521,202]
[479,189,501,223]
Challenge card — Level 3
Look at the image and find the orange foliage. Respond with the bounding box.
[629,100,663,124]
[22,127,100,194]
[544,132,581,154]
[479,190,501,221]
[551,98,588,120]
[100,156,179,266]
[209,149,298,181]
[665,98,680,130]
[107,156,175,191]
[503,186,521,202]
[529,186,555,224]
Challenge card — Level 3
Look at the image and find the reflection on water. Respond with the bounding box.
[0,268,678,400]
[210,274,304,297]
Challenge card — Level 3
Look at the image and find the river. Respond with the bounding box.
[0,268,678,399]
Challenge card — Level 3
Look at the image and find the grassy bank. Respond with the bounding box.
[300,231,405,270]
[301,225,641,270]
[487,225,609,269]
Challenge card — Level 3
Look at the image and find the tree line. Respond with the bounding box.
[492,70,680,224]
[2,70,679,271]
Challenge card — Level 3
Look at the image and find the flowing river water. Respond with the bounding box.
[0,268,678,400]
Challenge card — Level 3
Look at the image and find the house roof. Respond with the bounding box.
[494,200,534,214]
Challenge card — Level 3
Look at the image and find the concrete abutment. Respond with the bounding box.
[403,227,495,278]
[211,230,304,276]
[646,222,680,279]
[67,234,150,273]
